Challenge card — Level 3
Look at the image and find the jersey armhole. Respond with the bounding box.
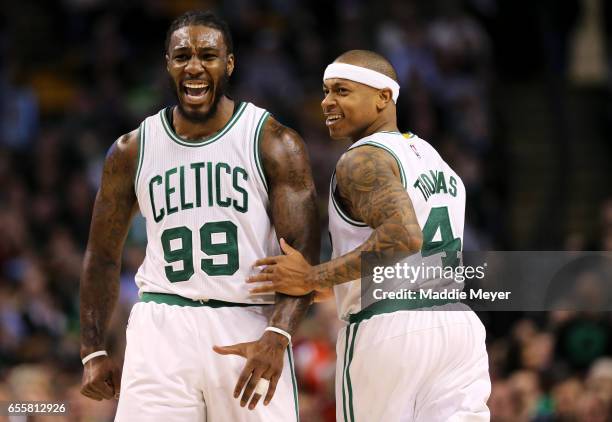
[350,141,408,189]
[253,111,270,193]
[329,170,369,227]
[134,119,146,193]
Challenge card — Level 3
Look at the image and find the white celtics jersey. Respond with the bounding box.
[133,102,279,303]
[328,131,466,321]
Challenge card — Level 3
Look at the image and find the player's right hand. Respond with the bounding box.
[213,330,288,409]
[80,355,121,401]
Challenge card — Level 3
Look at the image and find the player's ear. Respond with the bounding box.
[165,53,171,73]
[226,53,235,77]
[376,88,393,111]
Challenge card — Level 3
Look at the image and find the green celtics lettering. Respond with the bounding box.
[413,170,457,201]
[148,161,249,222]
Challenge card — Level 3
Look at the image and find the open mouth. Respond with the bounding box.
[182,80,211,103]
[325,113,344,127]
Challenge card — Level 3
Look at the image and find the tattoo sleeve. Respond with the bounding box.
[313,145,423,288]
[260,118,320,336]
[80,131,139,358]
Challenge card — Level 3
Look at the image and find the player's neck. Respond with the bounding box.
[172,97,235,140]
[351,117,398,143]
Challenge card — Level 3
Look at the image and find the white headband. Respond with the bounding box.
[323,62,400,103]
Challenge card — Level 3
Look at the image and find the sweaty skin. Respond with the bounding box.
[166,25,234,125]
[80,24,320,410]
[248,145,422,294]
[213,116,320,409]
[247,54,423,296]
[315,145,421,287]
[80,131,138,401]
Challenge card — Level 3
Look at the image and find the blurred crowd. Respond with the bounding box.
[0,0,611,421]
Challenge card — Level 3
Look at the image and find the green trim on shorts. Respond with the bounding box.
[341,325,351,422]
[140,292,267,308]
[348,297,459,324]
[345,322,359,422]
[287,346,300,421]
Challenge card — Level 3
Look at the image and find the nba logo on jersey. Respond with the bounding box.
[410,143,421,159]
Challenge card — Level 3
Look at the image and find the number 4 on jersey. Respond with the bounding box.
[421,207,461,267]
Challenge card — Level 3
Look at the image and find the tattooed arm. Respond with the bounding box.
[213,117,320,409]
[261,117,320,331]
[80,130,139,401]
[248,145,422,294]
[313,145,422,288]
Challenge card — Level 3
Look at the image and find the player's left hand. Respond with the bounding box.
[213,331,289,409]
[247,238,318,296]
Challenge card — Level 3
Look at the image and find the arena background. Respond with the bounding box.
[1,0,611,420]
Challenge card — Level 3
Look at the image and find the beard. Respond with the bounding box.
[171,72,230,123]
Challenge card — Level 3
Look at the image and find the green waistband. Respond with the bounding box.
[348,297,459,324]
[140,292,267,308]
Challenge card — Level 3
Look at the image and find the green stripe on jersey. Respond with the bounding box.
[160,102,247,147]
[331,190,369,227]
[333,140,408,227]
[254,111,270,192]
[135,120,146,190]
[330,171,369,228]
[378,130,415,138]
[356,141,407,188]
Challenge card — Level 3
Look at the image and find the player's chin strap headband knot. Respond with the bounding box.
[323,62,400,104]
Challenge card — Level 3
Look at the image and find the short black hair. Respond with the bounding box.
[335,50,398,82]
[165,10,233,55]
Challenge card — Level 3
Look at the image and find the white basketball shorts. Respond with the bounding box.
[336,304,491,422]
[115,297,299,422]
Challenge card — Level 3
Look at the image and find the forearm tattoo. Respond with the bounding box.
[261,118,320,335]
[80,133,138,354]
[314,146,423,288]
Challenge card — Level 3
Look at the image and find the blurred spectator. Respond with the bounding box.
[508,370,542,420]
[595,197,612,251]
[586,358,612,407]
[0,65,39,150]
[574,391,609,422]
[551,377,584,421]
[488,381,519,422]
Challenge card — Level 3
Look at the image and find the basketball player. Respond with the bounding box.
[79,11,319,421]
[248,50,491,421]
